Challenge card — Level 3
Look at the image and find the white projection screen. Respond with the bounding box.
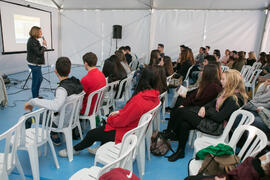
[0,0,53,54]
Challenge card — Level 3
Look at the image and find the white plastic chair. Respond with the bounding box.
[240,65,252,80]
[70,135,137,180]
[94,114,152,179]
[115,73,134,104]
[17,108,59,180]
[155,91,167,131]
[80,86,107,130]
[221,66,229,72]
[166,73,175,86]
[182,65,194,88]
[0,117,25,180]
[52,93,84,162]
[245,69,262,98]
[252,62,262,69]
[193,110,255,155]
[189,125,268,175]
[101,80,120,116]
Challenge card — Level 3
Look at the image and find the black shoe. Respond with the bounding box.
[165,118,170,121]
[165,107,172,112]
[161,131,177,140]
[168,149,185,162]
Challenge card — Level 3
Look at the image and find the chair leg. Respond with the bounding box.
[48,139,60,168]
[89,116,96,130]
[27,146,40,180]
[63,129,74,162]
[136,140,145,179]
[145,124,152,160]
[15,154,25,180]
[77,122,83,140]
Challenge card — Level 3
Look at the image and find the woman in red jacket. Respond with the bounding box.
[59,66,160,157]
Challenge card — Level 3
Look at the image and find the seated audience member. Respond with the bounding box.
[185,151,270,180]
[58,67,160,157]
[81,52,106,116]
[124,46,132,65]
[195,47,206,66]
[164,64,222,134]
[258,52,267,66]
[175,48,194,79]
[157,43,165,58]
[221,49,230,65]
[166,69,248,161]
[246,51,257,66]
[232,51,245,72]
[153,65,168,94]
[102,55,127,83]
[226,56,235,69]
[24,57,83,145]
[261,54,270,74]
[213,49,221,62]
[163,56,174,77]
[115,50,131,74]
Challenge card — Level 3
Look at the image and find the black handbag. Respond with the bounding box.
[196,118,224,136]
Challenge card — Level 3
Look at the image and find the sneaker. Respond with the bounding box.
[51,136,61,146]
[88,146,100,155]
[59,149,79,158]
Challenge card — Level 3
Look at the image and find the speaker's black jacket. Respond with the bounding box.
[26,37,46,65]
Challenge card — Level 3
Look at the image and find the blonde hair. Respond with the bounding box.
[218,69,248,109]
[29,26,41,39]
[248,51,256,60]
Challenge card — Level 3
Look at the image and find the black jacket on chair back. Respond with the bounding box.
[26,37,46,65]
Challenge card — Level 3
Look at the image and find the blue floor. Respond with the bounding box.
[1,65,193,180]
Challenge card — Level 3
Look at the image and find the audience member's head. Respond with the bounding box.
[180,45,186,52]
[180,49,188,64]
[213,49,221,60]
[55,57,71,77]
[149,49,161,66]
[151,65,167,94]
[125,46,131,53]
[199,47,206,54]
[115,50,128,64]
[187,48,195,65]
[157,43,164,53]
[220,69,248,107]
[205,46,210,54]
[108,55,126,79]
[163,56,174,77]
[82,52,97,70]
[133,66,159,97]
[29,26,41,39]
[238,51,246,61]
[259,52,267,65]
[232,50,238,59]
[225,49,230,56]
[248,51,256,60]
[203,55,216,66]
[119,46,126,54]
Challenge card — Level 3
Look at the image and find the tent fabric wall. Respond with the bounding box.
[0,0,60,75]
[150,10,266,61]
[61,10,151,65]
[261,10,270,53]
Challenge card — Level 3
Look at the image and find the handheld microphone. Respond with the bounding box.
[42,36,45,40]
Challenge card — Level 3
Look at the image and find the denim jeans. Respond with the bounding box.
[28,65,43,98]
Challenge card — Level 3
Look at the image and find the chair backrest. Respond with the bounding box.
[245,69,262,86]
[183,65,194,87]
[240,65,251,79]
[20,108,53,146]
[118,114,152,157]
[57,94,81,129]
[221,66,229,72]
[73,92,86,126]
[83,86,107,116]
[252,62,262,69]
[115,75,133,100]
[142,102,162,122]
[228,125,267,161]
[98,135,137,178]
[0,117,24,177]
[103,80,120,104]
[221,110,254,142]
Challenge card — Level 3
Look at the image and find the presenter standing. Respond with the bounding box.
[26,26,47,98]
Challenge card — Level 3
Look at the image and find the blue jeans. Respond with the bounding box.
[28,65,43,98]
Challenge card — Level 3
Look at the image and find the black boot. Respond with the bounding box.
[161,130,177,140]
[168,143,185,162]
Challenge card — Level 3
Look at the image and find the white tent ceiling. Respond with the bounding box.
[26,0,270,10]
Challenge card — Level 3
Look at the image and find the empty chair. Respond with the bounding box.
[52,93,84,162]
[193,110,255,155]
[69,135,137,180]
[0,117,25,180]
[189,125,268,175]
[101,80,120,116]
[80,86,106,130]
[17,109,59,180]
[94,114,152,179]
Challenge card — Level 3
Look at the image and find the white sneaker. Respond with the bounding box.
[59,149,79,157]
[88,146,100,155]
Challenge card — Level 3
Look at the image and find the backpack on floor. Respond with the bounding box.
[150,131,174,156]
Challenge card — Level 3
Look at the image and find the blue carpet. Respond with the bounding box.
[0,65,193,180]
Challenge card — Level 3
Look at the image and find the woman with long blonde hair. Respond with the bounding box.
[166,69,248,162]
